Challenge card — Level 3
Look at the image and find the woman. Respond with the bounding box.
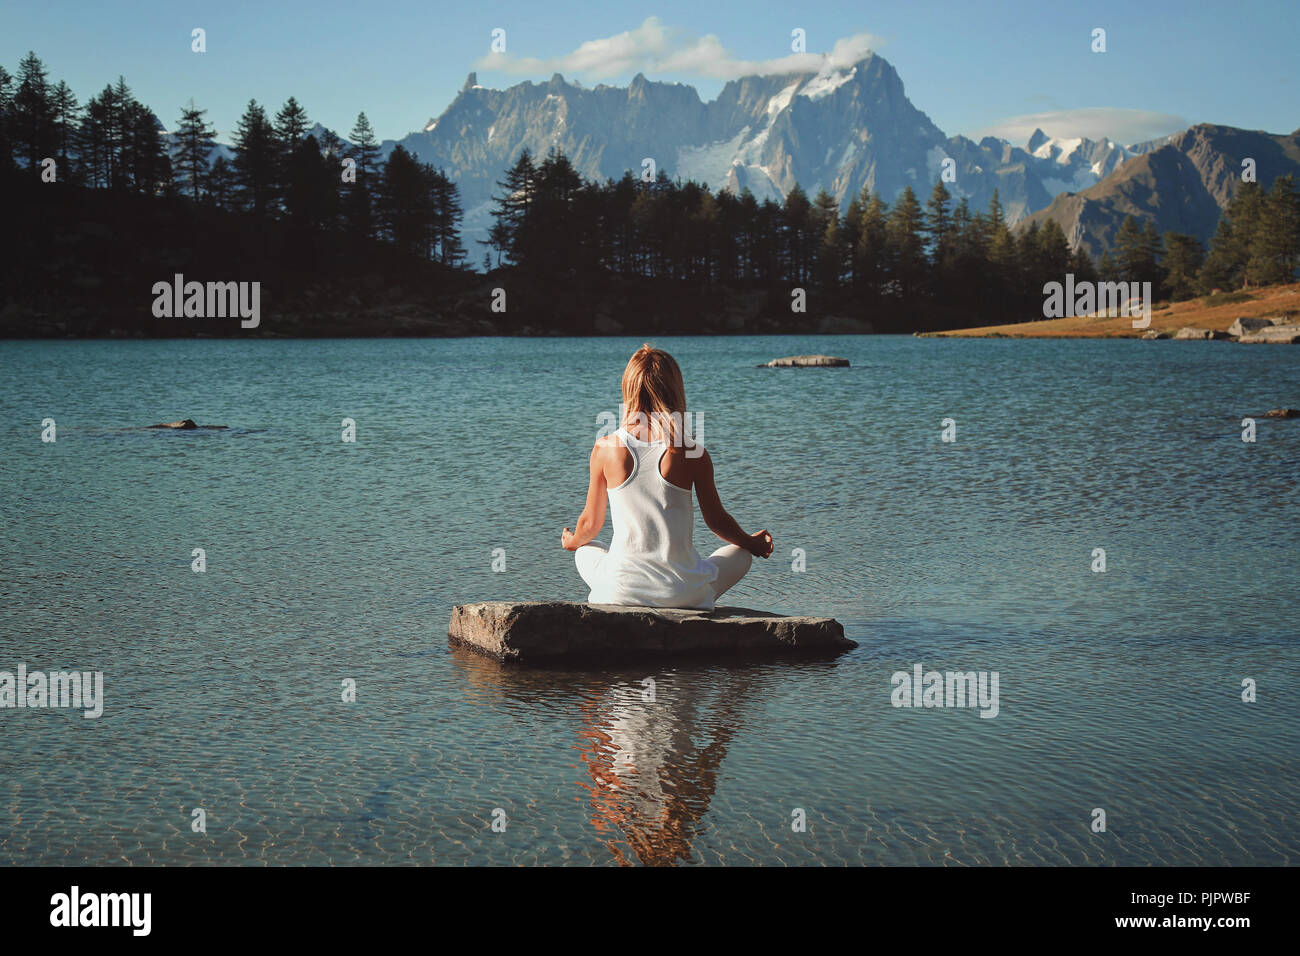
[561,344,773,610]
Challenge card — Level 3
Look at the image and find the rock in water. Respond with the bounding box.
[146,419,229,429]
[448,601,856,663]
[760,354,850,367]
[1263,408,1299,419]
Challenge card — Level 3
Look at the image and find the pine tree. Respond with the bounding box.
[1069,245,1098,285]
[50,80,78,180]
[1198,216,1238,292]
[274,97,310,146]
[924,180,954,267]
[781,184,813,285]
[0,65,14,173]
[428,166,464,265]
[78,87,111,188]
[378,144,431,256]
[1200,183,1264,290]
[811,189,843,288]
[985,190,1018,302]
[232,99,277,216]
[1228,182,1265,286]
[124,100,171,195]
[13,51,56,172]
[887,186,926,302]
[1035,219,1072,284]
[347,112,380,179]
[283,134,336,227]
[172,101,215,201]
[1161,233,1204,300]
[530,148,584,273]
[1112,216,1150,283]
[1249,175,1299,286]
[1141,221,1165,287]
[487,149,536,266]
[852,192,889,300]
[111,77,138,188]
[272,97,311,212]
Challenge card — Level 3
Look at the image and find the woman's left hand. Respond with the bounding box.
[561,527,577,551]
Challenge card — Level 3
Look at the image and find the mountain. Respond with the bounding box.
[182,56,1291,261]
[381,54,1137,251]
[1021,124,1300,257]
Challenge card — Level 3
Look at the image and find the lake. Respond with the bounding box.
[0,334,1296,865]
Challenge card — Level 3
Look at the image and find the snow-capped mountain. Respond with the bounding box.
[379,54,1151,251]
[1023,128,1133,193]
[189,53,1298,259]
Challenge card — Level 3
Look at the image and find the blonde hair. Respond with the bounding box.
[621,344,690,448]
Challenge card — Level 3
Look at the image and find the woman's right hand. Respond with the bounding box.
[748,530,773,559]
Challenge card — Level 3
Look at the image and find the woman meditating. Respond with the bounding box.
[561,344,774,611]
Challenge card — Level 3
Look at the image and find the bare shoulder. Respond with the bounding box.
[593,431,623,458]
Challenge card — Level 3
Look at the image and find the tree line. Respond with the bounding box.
[486,147,1299,321]
[3,49,1298,328]
[0,51,465,266]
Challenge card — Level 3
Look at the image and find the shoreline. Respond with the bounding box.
[920,283,1300,338]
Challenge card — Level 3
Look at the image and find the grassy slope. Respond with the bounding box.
[922,283,1300,338]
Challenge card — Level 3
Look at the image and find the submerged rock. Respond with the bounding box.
[147,419,228,429]
[448,601,856,663]
[1263,408,1299,418]
[760,354,850,367]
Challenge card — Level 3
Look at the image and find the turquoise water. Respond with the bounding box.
[0,335,1296,866]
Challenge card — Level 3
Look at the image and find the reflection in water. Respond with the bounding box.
[576,672,754,867]
[448,646,790,866]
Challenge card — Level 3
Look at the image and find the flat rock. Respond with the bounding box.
[449,601,856,663]
[1173,327,1213,340]
[1141,329,1171,339]
[760,354,850,367]
[1263,408,1299,418]
[1238,324,1300,344]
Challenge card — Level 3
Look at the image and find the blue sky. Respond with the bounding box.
[3,0,1295,145]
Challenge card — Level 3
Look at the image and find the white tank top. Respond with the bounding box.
[587,427,719,610]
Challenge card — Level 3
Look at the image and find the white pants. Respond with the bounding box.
[575,543,753,605]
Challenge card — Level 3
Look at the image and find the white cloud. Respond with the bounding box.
[973,108,1188,146]
[474,17,882,81]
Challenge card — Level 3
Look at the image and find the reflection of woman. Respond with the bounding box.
[577,675,749,867]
